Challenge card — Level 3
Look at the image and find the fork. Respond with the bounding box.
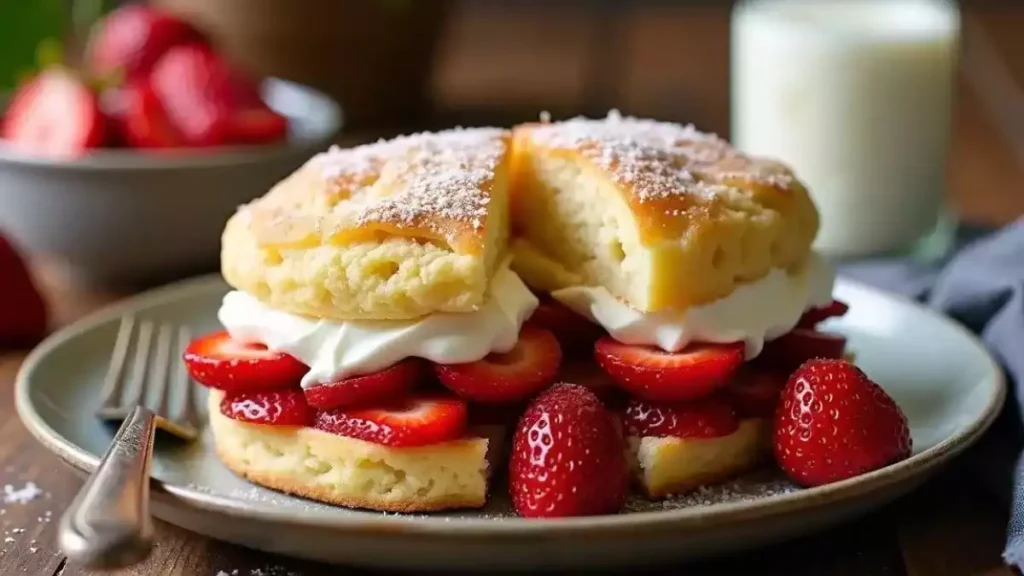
[58,316,201,570]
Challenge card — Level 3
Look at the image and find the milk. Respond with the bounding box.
[730,0,960,258]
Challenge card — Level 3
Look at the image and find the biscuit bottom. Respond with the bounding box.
[208,391,497,512]
[628,419,772,497]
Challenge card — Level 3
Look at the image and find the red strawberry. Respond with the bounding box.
[509,383,628,518]
[758,329,847,373]
[797,299,850,329]
[621,396,739,439]
[726,368,788,419]
[110,81,183,148]
[0,233,48,346]
[434,326,562,404]
[304,360,423,410]
[228,106,289,145]
[87,4,207,80]
[594,337,744,402]
[183,331,308,391]
[1,70,107,159]
[149,44,235,147]
[774,359,912,487]
[315,395,468,447]
[220,389,313,426]
[529,297,603,355]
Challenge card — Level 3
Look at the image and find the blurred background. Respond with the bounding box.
[0,0,1020,283]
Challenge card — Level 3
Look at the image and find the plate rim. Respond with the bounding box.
[15,273,1007,537]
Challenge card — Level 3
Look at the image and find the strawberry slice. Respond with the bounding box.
[797,299,850,329]
[594,337,744,402]
[183,330,308,392]
[726,368,788,419]
[1,70,107,159]
[621,396,739,439]
[304,360,423,410]
[315,395,468,447]
[111,81,183,148]
[529,296,603,356]
[87,4,208,80]
[758,329,847,373]
[433,326,562,404]
[220,389,313,427]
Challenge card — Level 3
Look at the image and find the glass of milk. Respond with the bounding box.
[730,0,960,259]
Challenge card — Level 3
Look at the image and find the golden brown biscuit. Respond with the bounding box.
[221,128,512,321]
[208,391,502,512]
[509,111,819,312]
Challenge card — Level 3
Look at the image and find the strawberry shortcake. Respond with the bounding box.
[508,111,855,498]
[183,127,565,512]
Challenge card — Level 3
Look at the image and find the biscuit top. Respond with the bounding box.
[515,111,806,244]
[241,127,510,255]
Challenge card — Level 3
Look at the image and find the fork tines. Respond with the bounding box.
[97,316,200,439]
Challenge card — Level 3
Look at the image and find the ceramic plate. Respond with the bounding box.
[15,275,1005,571]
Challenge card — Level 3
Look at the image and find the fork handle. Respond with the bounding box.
[59,405,156,569]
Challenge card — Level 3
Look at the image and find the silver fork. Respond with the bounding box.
[59,316,201,570]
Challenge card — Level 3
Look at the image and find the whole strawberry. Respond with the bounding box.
[0,233,48,346]
[509,383,627,518]
[774,359,911,487]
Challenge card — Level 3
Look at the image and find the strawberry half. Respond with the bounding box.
[110,81,183,148]
[594,338,744,402]
[621,396,739,439]
[1,70,107,159]
[183,331,308,392]
[757,329,847,373]
[315,395,468,447]
[87,4,208,80]
[304,360,423,410]
[797,299,850,329]
[726,368,788,419]
[509,383,628,518]
[220,389,313,427]
[774,359,912,487]
[528,296,604,356]
[433,325,562,404]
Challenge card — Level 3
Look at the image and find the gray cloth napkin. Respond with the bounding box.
[838,219,1024,568]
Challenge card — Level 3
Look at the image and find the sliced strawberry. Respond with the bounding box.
[509,383,628,518]
[315,395,468,447]
[726,368,788,419]
[304,360,423,410]
[758,329,847,373]
[1,70,107,159]
[594,337,744,402]
[621,396,739,439]
[433,325,562,404]
[220,389,313,427]
[529,296,603,356]
[797,299,850,329]
[149,44,234,147]
[110,81,183,148]
[183,330,308,391]
[87,4,208,80]
[228,106,288,145]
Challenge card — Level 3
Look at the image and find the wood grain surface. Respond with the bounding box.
[2,3,1024,575]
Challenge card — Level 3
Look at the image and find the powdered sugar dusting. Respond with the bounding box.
[2,483,41,504]
[623,473,800,513]
[529,110,793,203]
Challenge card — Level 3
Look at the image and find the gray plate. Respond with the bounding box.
[15,275,1005,571]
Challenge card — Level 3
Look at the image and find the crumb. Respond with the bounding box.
[2,483,42,504]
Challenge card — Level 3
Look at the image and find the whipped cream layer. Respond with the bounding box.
[218,262,539,388]
[552,252,835,359]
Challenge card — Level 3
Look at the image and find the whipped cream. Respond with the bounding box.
[218,262,539,388]
[552,253,835,359]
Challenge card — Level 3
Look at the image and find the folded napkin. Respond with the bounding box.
[838,219,1024,567]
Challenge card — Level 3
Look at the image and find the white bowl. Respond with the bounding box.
[0,78,342,286]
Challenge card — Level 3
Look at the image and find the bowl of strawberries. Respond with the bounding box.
[0,3,341,286]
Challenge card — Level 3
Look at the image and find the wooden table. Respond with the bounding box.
[0,262,1018,576]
